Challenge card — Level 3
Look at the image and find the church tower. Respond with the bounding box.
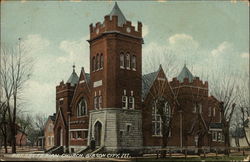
[87,2,143,152]
[88,2,143,110]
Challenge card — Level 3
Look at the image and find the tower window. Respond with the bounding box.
[94,96,98,109]
[77,98,87,117]
[122,96,128,109]
[92,56,95,72]
[100,53,104,69]
[126,53,130,69]
[120,52,125,68]
[96,54,100,70]
[99,95,102,109]
[131,55,136,70]
[213,107,216,117]
[128,96,134,109]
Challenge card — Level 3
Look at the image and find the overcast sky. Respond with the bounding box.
[1,0,249,116]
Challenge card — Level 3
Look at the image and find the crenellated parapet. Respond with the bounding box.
[170,77,208,89]
[89,15,142,40]
[56,81,76,99]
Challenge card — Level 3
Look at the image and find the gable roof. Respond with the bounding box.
[108,2,127,27]
[177,64,194,82]
[142,70,160,100]
[48,113,56,122]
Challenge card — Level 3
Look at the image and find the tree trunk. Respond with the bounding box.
[3,133,8,153]
[11,123,16,153]
[19,133,24,147]
[11,95,17,153]
[223,126,230,155]
[161,130,169,158]
[243,128,250,146]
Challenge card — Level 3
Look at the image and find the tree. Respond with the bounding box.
[16,113,33,147]
[0,101,8,153]
[238,73,250,146]
[142,65,178,158]
[0,40,33,153]
[209,70,238,154]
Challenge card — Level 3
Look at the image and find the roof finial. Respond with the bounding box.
[72,64,75,73]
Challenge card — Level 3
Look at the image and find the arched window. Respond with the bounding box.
[92,56,95,72]
[131,55,136,70]
[164,102,171,119]
[96,54,99,70]
[126,53,130,69]
[120,52,125,68]
[77,98,87,117]
[213,107,216,117]
[152,101,161,136]
[152,100,171,136]
[100,53,104,69]
[208,107,212,117]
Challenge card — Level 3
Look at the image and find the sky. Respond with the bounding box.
[1,0,249,116]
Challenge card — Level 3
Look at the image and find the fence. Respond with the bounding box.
[154,146,250,159]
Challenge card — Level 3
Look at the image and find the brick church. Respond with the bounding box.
[54,2,224,153]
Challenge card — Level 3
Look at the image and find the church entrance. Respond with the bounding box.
[57,127,63,146]
[94,121,102,146]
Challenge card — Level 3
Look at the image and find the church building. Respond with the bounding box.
[53,2,224,154]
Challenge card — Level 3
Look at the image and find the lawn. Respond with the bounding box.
[132,155,247,161]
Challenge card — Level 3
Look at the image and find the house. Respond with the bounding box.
[44,113,56,150]
[15,130,28,146]
[54,2,223,153]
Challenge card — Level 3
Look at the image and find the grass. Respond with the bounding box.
[132,155,247,161]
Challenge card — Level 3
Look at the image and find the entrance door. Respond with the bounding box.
[94,121,102,146]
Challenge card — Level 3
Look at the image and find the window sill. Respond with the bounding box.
[120,66,125,69]
[152,135,163,137]
[77,115,88,118]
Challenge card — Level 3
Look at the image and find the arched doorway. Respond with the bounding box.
[94,121,102,146]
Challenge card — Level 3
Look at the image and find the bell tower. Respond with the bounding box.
[87,2,143,152]
[88,2,143,110]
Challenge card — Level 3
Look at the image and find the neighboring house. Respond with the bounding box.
[15,130,27,146]
[54,2,224,153]
[44,113,56,150]
[230,125,249,147]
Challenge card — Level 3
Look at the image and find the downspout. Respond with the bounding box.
[68,113,70,151]
[180,110,183,148]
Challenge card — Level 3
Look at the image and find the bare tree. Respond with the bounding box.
[143,49,179,79]
[209,70,238,154]
[142,65,179,158]
[16,113,33,147]
[35,113,47,137]
[238,73,250,146]
[0,40,33,153]
[0,101,8,153]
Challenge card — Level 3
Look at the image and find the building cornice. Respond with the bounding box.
[88,30,144,44]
